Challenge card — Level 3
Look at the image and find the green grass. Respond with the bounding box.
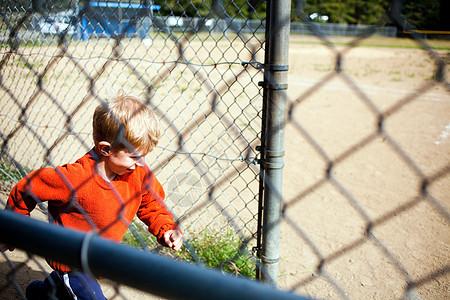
[0,163,25,181]
[290,35,450,50]
[122,225,256,279]
[178,229,256,278]
[122,228,149,248]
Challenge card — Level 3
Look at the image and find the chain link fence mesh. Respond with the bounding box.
[1,0,449,299]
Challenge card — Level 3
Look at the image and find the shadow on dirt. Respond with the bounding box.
[0,254,50,300]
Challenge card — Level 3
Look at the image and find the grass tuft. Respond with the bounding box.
[0,163,24,181]
[178,229,256,278]
[122,225,256,279]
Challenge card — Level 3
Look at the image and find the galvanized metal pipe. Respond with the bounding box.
[0,210,307,300]
[259,0,291,286]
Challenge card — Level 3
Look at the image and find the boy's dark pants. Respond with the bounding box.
[26,271,106,300]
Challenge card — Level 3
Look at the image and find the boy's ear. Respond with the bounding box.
[98,141,112,156]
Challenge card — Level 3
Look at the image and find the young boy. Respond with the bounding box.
[2,91,182,299]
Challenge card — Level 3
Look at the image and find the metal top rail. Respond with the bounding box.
[0,209,308,300]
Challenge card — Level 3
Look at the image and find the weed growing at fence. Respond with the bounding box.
[122,225,256,279]
[177,229,256,279]
[122,229,147,248]
[0,163,24,182]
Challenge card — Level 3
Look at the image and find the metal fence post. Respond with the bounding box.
[259,0,291,286]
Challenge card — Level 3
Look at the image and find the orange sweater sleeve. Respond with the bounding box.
[136,166,179,243]
[7,167,75,216]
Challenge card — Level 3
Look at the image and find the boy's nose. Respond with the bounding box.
[135,158,144,167]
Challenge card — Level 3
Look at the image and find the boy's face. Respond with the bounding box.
[106,148,146,176]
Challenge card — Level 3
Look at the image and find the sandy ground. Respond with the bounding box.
[278,39,450,299]
[1,36,449,299]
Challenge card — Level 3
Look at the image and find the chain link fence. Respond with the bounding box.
[1,0,449,299]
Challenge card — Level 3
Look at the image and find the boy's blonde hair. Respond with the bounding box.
[93,91,160,154]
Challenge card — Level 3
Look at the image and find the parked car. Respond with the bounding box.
[166,16,184,27]
[38,17,74,35]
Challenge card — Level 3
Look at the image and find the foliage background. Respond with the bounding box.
[3,0,449,32]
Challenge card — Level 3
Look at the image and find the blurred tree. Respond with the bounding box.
[3,0,447,31]
[292,0,389,24]
[292,0,447,32]
[401,0,441,30]
[440,0,450,30]
[349,0,390,24]
[155,0,265,19]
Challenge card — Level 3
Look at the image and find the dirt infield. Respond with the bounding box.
[1,36,449,299]
[279,39,449,299]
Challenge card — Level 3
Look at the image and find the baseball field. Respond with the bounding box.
[0,34,449,299]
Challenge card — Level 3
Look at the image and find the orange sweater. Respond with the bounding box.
[7,150,177,272]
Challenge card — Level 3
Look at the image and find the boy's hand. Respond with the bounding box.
[163,229,183,251]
